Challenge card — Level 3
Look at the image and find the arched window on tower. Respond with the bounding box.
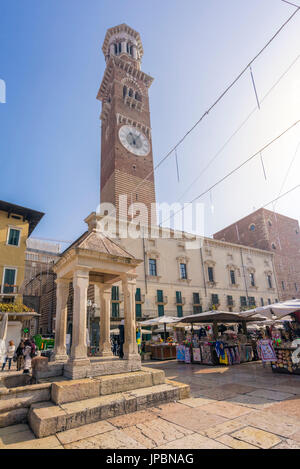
[123,86,127,99]
[127,43,130,54]
[135,92,141,102]
[114,43,118,55]
[128,88,133,98]
[130,46,134,57]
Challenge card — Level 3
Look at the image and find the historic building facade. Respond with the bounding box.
[214,208,300,301]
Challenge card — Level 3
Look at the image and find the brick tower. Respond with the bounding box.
[97,24,156,225]
[214,208,300,301]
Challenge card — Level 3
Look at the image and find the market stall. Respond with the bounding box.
[173,311,265,366]
[241,299,300,375]
[140,316,178,360]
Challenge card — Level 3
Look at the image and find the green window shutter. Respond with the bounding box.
[176,291,182,303]
[8,229,20,246]
[157,290,163,302]
[3,269,16,293]
[135,288,141,302]
[112,286,119,301]
[158,304,164,316]
[136,303,142,318]
[112,302,119,318]
[177,305,183,317]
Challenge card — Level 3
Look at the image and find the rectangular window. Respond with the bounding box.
[177,305,183,318]
[111,286,119,301]
[230,270,236,285]
[193,305,202,314]
[135,288,141,302]
[193,292,200,304]
[157,290,163,303]
[249,297,256,307]
[240,296,247,307]
[261,298,264,306]
[227,295,233,306]
[176,291,182,304]
[268,298,271,305]
[267,275,272,289]
[208,267,214,283]
[7,228,20,247]
[158,304,164,317]
[212,294,219,305]
[250,273,255,287]
[136,303,142,319]
[3,268,16,293]
[112,302,119,318]
[180,263,187,279]
[149,259,157,276]
[282,281,285,291]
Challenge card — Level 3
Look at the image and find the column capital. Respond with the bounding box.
[55,277,70,286]
[73,268,90,279]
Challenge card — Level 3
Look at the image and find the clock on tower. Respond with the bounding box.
[97,24,157,226]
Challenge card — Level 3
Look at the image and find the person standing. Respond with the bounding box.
[23,340,32,374]
[1,340,15,371]
[16,340,25,371]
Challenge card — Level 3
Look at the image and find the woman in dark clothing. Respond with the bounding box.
[16,340,25,371]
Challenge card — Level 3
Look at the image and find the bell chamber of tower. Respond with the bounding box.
[97,24,157,227]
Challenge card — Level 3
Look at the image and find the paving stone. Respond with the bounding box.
[0,429,35,448]
[178,397,215,408]
[231,426,282,449]
[216,383,257,394]
[4,435,62,450]
[64,429,145,449]
[234,409,300,438]
[157,433,230,449]
[56,420,114,445]
[246,389,294,401]
[0,424,29,436]
[196,388,239,401]
[273,439,300,449]
[216,434,258,449]
[108,410,158,428]
[269,397,300,418]
[154,404,228,432]
[199,401,254,419]
[121,418,193,449]
[198,419,248,439]
[227,394,275,410]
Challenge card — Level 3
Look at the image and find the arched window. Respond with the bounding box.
[118,42,122,54]
[114,43,118,54]
[126,43,130,54]
[128,88,133,97]
[130,45,134,57]
[135,92,141,101]
[123,86,127,98]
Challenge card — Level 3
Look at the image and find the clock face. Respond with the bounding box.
[119,125,150,156]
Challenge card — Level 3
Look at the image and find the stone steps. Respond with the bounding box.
[29,381,190,438]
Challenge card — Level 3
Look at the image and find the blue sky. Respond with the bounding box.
[1,0,300,247]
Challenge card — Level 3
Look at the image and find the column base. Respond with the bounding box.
[52,353,68,363]
[99,350,114,358]
[64,358,91,380]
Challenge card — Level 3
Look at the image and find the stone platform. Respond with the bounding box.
[0,367,189,438]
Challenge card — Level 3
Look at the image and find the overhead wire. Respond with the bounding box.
[129,8,300,200]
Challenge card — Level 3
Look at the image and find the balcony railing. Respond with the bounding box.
[0,285,19,295]
[156,295,168,305]
[175,297,186,306]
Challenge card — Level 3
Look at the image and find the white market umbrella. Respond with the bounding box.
[140,316,179,339]
[241,299,300,320]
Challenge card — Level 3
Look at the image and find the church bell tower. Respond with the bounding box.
[97,24,156,225]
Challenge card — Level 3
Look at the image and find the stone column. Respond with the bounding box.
[68,269,90,370]
[121,40,127,54]
[53,277,69,362]
[122,276,139,360]
[110,43,115,56]
[97,284,113,357]
[132,45,138,60]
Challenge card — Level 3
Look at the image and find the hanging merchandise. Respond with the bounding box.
[249,65,261,110]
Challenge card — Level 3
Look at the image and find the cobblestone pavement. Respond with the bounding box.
[1,360,300,449]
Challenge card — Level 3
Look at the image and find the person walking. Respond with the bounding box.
[16,340,25,371]
[1,340,16,372]
[23,340,32,374]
